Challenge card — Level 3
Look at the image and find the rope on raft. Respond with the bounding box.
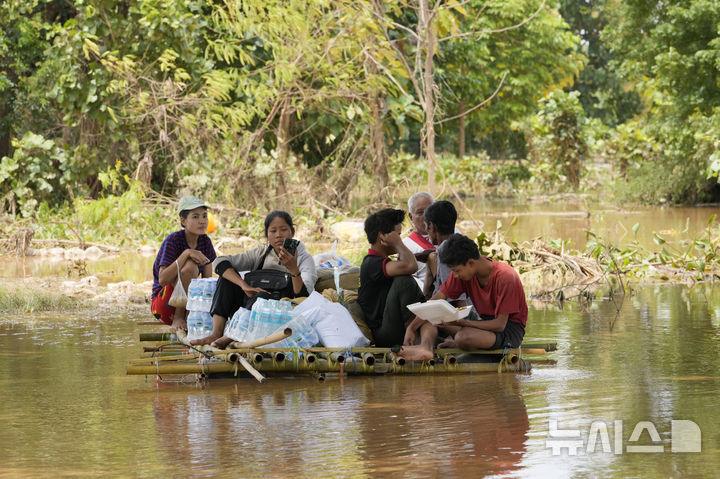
[147,341,215,383]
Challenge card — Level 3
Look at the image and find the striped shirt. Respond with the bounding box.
[151,230,216,297]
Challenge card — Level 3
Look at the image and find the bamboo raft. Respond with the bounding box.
[128,326,557,381]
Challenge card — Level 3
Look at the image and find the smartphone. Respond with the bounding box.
[283,237,299,255]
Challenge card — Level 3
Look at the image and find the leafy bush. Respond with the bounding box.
[529,90,589,189]
[0,133,70,217]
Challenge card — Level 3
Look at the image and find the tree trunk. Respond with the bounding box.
[0,102,10,159]
[371,95,388,186]
[458,100,466,159]
[420,0,437,195]
[276,96,291,210]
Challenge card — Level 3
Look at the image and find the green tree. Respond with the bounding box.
[603,0,720,203]
[438,0,584,159]
[558,0,641,126]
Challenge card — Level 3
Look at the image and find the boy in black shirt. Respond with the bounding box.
[358,208,426,347]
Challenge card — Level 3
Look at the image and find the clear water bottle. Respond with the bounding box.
[186,311,204,341]
[187,279,202,311]
[226,307,251,342]
[246,298,267,340]
[202,278,216,312]
[199,312,213,338]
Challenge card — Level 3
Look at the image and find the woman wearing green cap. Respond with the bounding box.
[151,196,217,330]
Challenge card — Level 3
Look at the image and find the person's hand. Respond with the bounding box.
[403,327,418,346]
[381,230,403,249]
[414,249,435,263]
[241,284,269,298]
[187,250,210,265]
[277,246,299,274]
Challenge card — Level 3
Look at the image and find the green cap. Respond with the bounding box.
[177,195,209,215]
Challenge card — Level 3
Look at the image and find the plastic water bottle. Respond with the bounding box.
[246,298,266,340]
[200,312,213,338]
[226,308,251,342]
[187,311,206,341]
[188,279,202,311]
[202,278,216,312]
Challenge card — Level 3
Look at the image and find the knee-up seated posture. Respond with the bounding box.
[151,196,217,331]
[190,210,317,348]
[358,208,425,349]
[401,233,527,358]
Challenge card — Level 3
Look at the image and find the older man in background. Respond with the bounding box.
[401,191,435,291]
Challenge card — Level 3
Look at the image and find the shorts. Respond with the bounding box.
[151,284,175,325]
[492,320,525,349]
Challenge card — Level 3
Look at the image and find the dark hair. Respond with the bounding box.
[424,200,457,235]
[264,210,295,237]
[364,208,405,244]
[438,233,480,267]
[179,207,206,221]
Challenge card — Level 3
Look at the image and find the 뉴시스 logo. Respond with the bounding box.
[545,419,701,455]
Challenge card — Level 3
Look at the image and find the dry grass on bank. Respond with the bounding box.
[0,284,80,314]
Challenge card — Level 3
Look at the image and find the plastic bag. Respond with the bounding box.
[167,261,188,308]
[313,240,352,270]
[293,292,370,348]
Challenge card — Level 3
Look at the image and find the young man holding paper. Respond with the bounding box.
[399,233,527,359]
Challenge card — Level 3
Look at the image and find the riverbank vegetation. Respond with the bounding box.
[0,1,718,300]
[0,284,80,313]
[1,1,717,217]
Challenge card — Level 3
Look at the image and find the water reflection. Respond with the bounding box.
[139,373,529,477]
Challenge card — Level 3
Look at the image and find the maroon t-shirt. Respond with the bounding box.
[440,259,528,327]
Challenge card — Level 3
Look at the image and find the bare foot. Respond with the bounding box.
[397,345,434,361]
[438,338,456,349]
[189,333,221,346]
[171,317,187,332]
[210,336,234,349]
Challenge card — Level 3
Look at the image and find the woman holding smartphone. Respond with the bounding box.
[190,210,317,348]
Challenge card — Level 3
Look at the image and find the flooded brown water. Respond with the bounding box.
[1,284,719,477]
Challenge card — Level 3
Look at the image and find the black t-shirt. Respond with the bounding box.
[358,251,393,330]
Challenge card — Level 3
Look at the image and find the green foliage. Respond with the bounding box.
[585,214,720,282]
[602,0,720,204]
[0,0,717,215]
[71,183,177,246]
[529,90,588,189]
[437,0,585,156]
[0,132,70,216]
[558,0,642,126]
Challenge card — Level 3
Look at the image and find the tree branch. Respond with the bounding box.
[434,71,507,125]
[438,0,546,42]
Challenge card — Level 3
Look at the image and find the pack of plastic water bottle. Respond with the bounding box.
[248,298,293,340]
[186,310,214,342]
[224,307,252,342]
[221,299,319,357]
[186,278,217,313]
[185,278,217,341]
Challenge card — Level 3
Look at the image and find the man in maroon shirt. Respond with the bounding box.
[400,233,527,359]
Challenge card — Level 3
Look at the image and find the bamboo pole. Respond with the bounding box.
[139,332,177,342]
[126,357,522,376]
[237,356,265,383]
[229,328,292,349]
[143,345,186,353]
[130,353,201,364]
[361,352,376,366]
